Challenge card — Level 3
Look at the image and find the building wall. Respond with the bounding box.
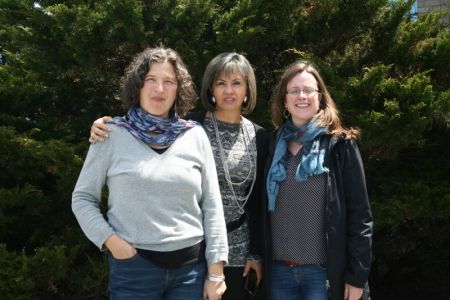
[417,0,449,23]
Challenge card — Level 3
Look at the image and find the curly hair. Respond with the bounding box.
[271,60,359,139]
[200,52,257,115]
[120,47,197,117]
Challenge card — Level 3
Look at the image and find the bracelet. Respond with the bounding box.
[207,273,225,282]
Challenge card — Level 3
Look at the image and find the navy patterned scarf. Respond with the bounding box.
[110,107,198,146]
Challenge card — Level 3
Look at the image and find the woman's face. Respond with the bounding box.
[285,71,320,127]
[210,71,247,115]
[139,61,178,118]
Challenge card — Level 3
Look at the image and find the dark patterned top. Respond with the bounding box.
[270,149,327,265]
[203,117,256,266]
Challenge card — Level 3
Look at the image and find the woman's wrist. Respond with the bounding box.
[206,261,225,281]
[104,234,120,251]
[207,261,224,273]
[247,254,262,262]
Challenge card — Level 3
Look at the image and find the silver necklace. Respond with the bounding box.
[211,112,257,214]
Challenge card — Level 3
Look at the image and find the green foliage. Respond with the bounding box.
[390,9,450,86]
[0,243,108,299]
[0,126,82,249]
[1,0,449,298]
[0,0,144,141]
[367,131,450,298]
[345,64,445,158]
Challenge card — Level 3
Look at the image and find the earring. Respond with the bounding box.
[212,97,216,103]
[243,96,247,103]
[283,108,290,119]
[170,101,178,117]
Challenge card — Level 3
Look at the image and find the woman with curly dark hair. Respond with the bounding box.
[119,47,197,117]
[72,47,228,300]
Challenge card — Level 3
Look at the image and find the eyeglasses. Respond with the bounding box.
[286,87,318,97]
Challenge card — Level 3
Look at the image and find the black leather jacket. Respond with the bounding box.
[261,132,373,299]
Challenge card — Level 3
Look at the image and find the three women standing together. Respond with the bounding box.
[74,46,373,300]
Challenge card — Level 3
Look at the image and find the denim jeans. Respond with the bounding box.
[270,262,328,300]
[108,253,206,300]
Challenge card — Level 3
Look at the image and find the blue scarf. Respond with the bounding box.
[110,107,198,146]
[266,117,329,211]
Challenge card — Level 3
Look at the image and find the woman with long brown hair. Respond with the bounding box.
[262,60,373,300]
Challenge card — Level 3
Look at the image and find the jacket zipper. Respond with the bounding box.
[324,135,337,295]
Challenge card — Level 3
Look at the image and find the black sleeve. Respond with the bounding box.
[184,110,206,124]
[248,124,271,256]
[341,139,373,288]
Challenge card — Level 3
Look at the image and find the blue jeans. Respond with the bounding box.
[108,253,206,300]
[270,262,328,300]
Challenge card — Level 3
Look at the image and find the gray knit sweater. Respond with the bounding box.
[72,125,228,266]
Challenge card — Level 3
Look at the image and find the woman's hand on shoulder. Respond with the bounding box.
[89,116,113,143]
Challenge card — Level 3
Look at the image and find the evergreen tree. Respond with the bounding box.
[0,0,448,298]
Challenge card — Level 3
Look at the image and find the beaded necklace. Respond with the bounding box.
[210,111,257,214]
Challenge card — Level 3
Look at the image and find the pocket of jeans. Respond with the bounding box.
[110,251,139,262]
[317,263,327,271]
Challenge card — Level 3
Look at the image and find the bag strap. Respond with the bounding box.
[226,213,246,232]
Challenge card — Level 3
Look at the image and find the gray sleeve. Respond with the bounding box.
[71,139,115,251]
[198,130,229,266]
